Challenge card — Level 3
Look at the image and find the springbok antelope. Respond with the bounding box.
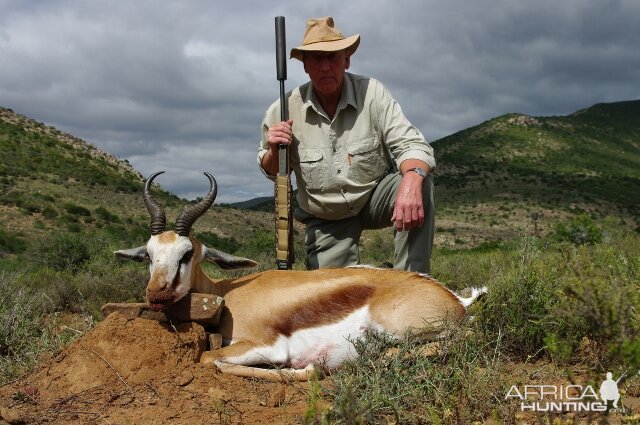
[115,171,485,381]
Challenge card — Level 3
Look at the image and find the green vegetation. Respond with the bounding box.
[551,213,603,245]
[0,119,141,194]
[195,231,241,254]
[0,106,181,248]
[0,229,27,255]
[433,101,640,226]
[94,206,120,223]
[0,232,148,381]
[63,203,91,217]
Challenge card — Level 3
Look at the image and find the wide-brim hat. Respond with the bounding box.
[290,17,360,61]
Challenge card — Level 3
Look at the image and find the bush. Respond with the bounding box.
[240,228,276,260]
[42,207,58,219]
[546,234,640,369]
[66,223,82,233]
[318,326,505,424]
[20,201,41,215]
[196,231,240,254]
[94,206,120,223]
[0,229,27,255]
[361,231,394,266]
[63,203,91,217]
[36,232,94,271]
[0,271,79,382]
[552,214,603,245]
[474,237,557,357]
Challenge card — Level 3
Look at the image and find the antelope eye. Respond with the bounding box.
[180,249,193,264]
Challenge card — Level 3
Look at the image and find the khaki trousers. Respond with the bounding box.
[295,173,435,273]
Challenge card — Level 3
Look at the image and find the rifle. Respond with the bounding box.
[274,16,294,270]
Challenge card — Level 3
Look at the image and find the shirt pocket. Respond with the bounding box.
[347,137,388,184]
[298,149,325,190]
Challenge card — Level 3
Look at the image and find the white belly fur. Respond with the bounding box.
[225,306,384,370]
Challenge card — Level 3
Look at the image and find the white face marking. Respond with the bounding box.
[224,306,385,371]
[146,233,194,299]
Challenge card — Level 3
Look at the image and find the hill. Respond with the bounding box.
[429,100,639,246]
[0,107,276,262]
[228,196,274,211]
[434,100,639,212]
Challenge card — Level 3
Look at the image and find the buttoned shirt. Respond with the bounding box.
[258,72,435,220]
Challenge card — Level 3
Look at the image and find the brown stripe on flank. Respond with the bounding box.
[272,285,375,337]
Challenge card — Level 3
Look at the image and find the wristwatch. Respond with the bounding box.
[407,167,428,178]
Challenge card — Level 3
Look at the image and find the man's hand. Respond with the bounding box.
[262,119,293,175]
[392,160,429,232]
[267,119,293,149]
[391,171,425,231]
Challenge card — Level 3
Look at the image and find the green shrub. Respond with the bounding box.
[552,214,602,245]
[474,237,557,358]
[321,326,505,424]
[196,231,240,254]
[33,192,55,202]
[20,201,41,214]
[545,234,640,369]
[36,232,93,271]
[0,229,27,255]
[63,203,91,217]
[94,206,120,223]
[104,223,148,243]
[361,231,393,266]
[240,228,276,260]
[42,206,58,219]
[66,223,82,233]
[27,263,146,316]
[0,271,78,382]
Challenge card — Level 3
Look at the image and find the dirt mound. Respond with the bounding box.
[0,313,309,424]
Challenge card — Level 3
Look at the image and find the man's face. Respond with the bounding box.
[303,50,351,97]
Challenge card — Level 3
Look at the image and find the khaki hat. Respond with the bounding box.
[290,17,360,61]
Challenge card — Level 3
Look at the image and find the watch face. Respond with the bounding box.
[411,167,427,177]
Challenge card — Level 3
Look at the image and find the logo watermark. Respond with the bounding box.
[505,371,627,413]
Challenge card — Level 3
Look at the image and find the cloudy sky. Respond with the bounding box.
[1,0,638,202]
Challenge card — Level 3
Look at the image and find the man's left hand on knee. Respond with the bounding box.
[391,171,426,231]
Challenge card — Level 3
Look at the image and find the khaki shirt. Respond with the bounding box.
[258,72,435,220]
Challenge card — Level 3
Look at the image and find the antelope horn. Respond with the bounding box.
[143,171,167,235]
[174,172,217,237]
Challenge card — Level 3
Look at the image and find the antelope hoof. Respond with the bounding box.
[200,350,217,365]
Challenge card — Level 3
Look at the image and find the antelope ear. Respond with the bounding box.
[115,246,148,262]
[202,246,258,270]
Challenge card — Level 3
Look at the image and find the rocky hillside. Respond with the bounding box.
[0,107,275,261]
[434,100,639,212]
[428,100,640,246]
[0,107,143,187]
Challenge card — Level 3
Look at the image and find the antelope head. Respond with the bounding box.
[115,171,257,310]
